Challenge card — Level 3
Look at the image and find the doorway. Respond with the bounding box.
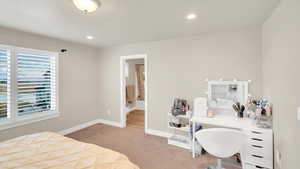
[120,54,147,132]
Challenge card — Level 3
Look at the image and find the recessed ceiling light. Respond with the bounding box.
[187,13,197,20]
[73,0,101,13]
[86,35,94,40]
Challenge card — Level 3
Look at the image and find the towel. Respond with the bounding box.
[126,85,135,104]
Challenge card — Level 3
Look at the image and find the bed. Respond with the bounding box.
[0,132,139,169]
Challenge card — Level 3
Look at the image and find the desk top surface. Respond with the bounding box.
[191,115,272,132]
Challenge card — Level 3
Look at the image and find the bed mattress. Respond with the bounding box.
[0,132,139,169]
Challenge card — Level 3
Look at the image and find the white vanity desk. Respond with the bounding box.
[191,115,273,169]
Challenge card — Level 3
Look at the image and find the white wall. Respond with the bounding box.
[0,27,100,141]
[97,26,262,132]
[262,0,300,168]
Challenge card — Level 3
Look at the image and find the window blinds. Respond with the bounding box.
[0,49,10,119]
[16,53,56,116]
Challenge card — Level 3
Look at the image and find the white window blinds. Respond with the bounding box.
[16,52,56,116]
[0,49,10,119]
[0,45,59,130]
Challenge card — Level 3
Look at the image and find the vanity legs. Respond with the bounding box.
[192,121,196,158]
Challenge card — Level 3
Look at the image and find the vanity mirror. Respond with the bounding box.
[207,80,249,110]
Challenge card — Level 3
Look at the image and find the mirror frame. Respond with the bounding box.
[207,80,249,109]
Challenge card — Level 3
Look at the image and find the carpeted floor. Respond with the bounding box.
[67,124,242,169]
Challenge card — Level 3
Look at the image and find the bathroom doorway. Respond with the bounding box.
[120,55,147,132]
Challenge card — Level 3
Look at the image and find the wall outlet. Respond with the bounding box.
[107,109,111,116]
[297,107,300,120]
[275,149,282,169]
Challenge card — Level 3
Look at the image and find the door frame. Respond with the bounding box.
[120,54,148,133]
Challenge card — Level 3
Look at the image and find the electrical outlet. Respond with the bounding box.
[107,109,111,116]
[297,107,300,120]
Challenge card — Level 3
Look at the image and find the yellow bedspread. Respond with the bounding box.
[0,132,139,169]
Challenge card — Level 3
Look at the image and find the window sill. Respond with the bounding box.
[0,111,60,131]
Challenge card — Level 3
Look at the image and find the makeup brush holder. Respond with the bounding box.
[238,111,244,118]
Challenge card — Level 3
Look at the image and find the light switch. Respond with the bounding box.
[298,107,300,120]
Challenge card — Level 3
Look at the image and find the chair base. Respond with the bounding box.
[206,159,225,169]
[206,166,225,169]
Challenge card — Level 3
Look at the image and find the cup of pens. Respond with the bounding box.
[232,102,245,118]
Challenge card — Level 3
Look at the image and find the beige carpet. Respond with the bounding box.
[127,110,145,128]
[67,124,242,169]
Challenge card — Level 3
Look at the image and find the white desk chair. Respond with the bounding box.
[195,128,246,169]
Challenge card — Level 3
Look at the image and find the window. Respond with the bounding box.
[0,49,10,119]
[0,45,59,130]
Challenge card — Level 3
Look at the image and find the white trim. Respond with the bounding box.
[58,118,171,138]
[58,119,123,135]
[168,139,191,150]
[120,54,148,132]
[14,47,58,57]
[124,101,145,115]
[58,119,101,135]
[97,119,123,128]
[120,57,126,127]
[145,129,171,138]
[0,112,60,131]
[134,101,145,110]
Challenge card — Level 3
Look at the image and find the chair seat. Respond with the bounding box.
[195,128,246,158]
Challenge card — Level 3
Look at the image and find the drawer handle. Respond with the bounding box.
[252,145,263,148]
[251,131,263,134]
[251,138,263,141]
[255,166,264,169]
[252,154,263,159]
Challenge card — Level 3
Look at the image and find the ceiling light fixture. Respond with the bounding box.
[86,35,94,40]
[73,0,101,13]
[187,13,197,20]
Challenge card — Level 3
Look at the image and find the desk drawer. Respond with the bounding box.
[245,163,270,169]
[245,128,273,168]
[246,153,273,168]
[246,129,272,140]
[247,144,272,161]
[248,137,271,148]
[246,129,272,147]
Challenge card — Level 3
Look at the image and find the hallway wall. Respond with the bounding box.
[262,0,300,168]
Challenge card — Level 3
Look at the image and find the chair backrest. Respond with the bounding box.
[193,97,207,117]
[195,128,246,158]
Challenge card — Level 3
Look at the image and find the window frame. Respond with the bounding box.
[0,44,59,131]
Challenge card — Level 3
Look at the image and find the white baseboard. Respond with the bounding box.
[135,101,145,110]
[58,118,169,139]
[125,106,135,115]
[58,119,122,135]
[168,139,191,150]
[97,119,123,128]
[145,128,171,138]
[58,119,101,135]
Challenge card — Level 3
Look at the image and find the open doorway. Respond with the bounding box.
[120,55,147,132]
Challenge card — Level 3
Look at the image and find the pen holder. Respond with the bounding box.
[233,103,245,118]
[238,110,244,118]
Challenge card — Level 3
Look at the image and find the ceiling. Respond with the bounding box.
[0,0,279,47]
